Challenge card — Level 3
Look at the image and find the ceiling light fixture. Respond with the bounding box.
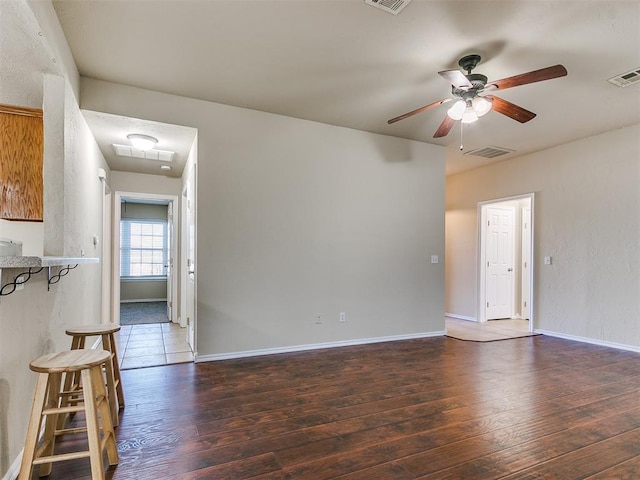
[127,133,158,151]
[447,96,493,124]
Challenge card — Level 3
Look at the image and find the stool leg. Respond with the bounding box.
[18,373,49,480]
[38,372,63,477]
[104,333,125,408]
[90,365,119,467]
[101,353,119,427]
[59,336,84,428]
[82,367,106,480]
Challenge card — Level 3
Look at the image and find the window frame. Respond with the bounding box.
[119,218,169,280]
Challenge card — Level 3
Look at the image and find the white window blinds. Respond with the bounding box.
[120,219,168,277]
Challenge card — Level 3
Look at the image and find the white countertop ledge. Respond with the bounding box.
[0,256,99,268]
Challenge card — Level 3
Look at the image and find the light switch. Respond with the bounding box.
[544,256,552,265]
[431,255,439,264]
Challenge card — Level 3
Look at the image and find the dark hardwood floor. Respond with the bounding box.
[26,335,640,479]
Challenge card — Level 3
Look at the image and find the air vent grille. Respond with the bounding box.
[608,68,640,87]
[113,144,175,162]
[364,0,411,15]
[464,146,514,159]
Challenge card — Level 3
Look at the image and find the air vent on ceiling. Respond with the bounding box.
[464,146,515,159]
[608,67,640,87]
[364,0,411,15]
[113,144,175,162]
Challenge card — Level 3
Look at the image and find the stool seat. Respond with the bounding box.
[30,349,111,374]
[65,324,121,336]
[19,349,119,480]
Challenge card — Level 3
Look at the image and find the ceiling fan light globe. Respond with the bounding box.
[472,96,492,117]
[447,100,466,120]
[461,109,479,124]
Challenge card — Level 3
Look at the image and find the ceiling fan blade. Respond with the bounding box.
[438,69,473,89]
[485,95,536,123]
[433,115,456,138]
[487,64,567,90]
[387,98,451,124]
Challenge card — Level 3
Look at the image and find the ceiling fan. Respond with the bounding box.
[388,54,567,138]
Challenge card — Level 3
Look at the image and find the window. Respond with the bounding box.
[120,219,168,277]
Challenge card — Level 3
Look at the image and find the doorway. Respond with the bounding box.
[478,194,534,331]
[113,191,193,369]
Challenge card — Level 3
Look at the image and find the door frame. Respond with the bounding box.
[477,193,535,331]
[100,175,112,324]
[112,191,180,326]
[521,206,532,320]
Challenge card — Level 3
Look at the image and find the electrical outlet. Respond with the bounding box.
[15,276,25,291]
[544,256,553,265]
[315,314,322,324]
[339,312,346,323]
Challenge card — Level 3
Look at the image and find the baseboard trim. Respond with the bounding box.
[445,313,478,322]
[2,453,22,480]
[535,329,640,353]
[196,331,446,362]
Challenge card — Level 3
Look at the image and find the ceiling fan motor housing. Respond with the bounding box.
[458,54,482,73]
[452,73,488,100]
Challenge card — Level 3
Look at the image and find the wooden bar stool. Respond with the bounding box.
[19,350,119,480]
[63,324,125,426]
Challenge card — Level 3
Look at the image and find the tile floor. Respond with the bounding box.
[116,322,193,370]
[445,317,534,342]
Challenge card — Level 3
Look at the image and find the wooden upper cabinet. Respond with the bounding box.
[0,103,44,221]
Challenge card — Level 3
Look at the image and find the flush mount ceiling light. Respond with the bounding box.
[127,133,158,151]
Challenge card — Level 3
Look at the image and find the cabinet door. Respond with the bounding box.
[0,104,44,221]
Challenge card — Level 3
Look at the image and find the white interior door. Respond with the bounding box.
[485,205,515,320]
[166,201,174,321]
[185,167,196,351]
[521,207,531,320]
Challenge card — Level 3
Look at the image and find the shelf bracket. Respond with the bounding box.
[0,267,45,299]
[47,264,79,291]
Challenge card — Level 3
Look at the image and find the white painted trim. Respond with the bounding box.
[120,277,168,282]
[2,453,22,480]
[477,193,535,333]
[535,329,640,353]
[113,191,180,327]
[196,331,446,362]
[445,313,478,322]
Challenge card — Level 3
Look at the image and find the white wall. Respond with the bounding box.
[81,78,447,358]
[446,124,640,348]
[0,3,108,477]
[110,171,182,197]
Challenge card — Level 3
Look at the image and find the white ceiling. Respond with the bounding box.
[82,111,197,178]
[50,1,640,175]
